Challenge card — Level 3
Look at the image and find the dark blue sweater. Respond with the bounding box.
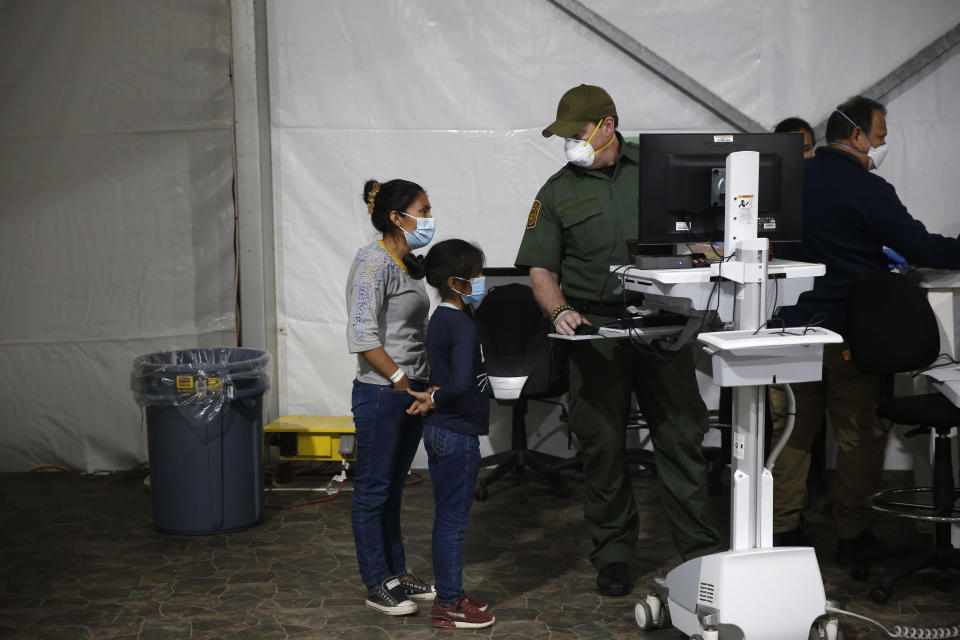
[424,306,490,435]
[778,146,960,336]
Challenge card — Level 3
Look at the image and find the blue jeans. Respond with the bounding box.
[351,379,425,590]
[423,424,481,605]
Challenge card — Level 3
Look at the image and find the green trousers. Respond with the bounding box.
[769,343,890,538]
[568,322,723,567]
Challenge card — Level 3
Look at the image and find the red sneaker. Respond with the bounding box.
[464,593,488,612]
[431,593,495,629]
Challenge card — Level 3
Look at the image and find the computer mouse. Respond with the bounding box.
[574,323,599,336]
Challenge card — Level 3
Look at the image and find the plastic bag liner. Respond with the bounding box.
[131,348,271,428]
[131,348,270,534]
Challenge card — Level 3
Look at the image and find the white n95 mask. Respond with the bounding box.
[834,109,888,170]
[867,144,888,170]
[565,137,597,168]
[563,120,614,168]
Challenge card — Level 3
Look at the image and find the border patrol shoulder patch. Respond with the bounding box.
[527,200,541,229]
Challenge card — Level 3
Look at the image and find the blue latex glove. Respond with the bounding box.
[883,247,909,270]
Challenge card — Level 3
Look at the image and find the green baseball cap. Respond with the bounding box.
[542,84,617,138]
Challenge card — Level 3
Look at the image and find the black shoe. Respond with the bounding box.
[399,572,436,602]
[365,577,418,615]
[596,561,631,596]
[835,529,879,565]
[772,526,813,547]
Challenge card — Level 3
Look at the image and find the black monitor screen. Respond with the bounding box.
[636,133,803,247]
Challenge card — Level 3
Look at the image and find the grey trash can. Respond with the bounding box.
[131,348,271,534]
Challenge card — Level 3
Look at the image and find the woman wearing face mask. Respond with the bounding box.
[345,178,436,616]
[406,239,494,629]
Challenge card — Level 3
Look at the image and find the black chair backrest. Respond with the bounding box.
[846,271,940,374]
[473,283,568,398]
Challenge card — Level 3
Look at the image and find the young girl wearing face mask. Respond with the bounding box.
[405,239,495,629]
[345,178,437,616]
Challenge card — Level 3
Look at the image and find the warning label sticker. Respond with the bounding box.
[176,376,194,393]
[734,195,755,224]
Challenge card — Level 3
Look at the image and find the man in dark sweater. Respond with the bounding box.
[772,95,960,562]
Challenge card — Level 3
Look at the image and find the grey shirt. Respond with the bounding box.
[345,241,430,384]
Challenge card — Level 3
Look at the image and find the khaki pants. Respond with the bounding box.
[568,318,723,566]
[769,343,890,538]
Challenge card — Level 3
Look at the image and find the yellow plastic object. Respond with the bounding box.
[264,415,356,461]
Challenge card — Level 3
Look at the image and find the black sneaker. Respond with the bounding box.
[365,577,417,615]
[400,572,436,602]
[835,529,879,565]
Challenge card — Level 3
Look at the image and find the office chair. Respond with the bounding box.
[472,283,573,501]
[846,270,960,603]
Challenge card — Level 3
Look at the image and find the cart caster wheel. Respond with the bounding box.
[474,485,488,502]
[810,618,843,640]
[634,600,654,630]
[869,585,892,604]
[827,620,844,640]
[653,595,671,629]
[634,594,667,630]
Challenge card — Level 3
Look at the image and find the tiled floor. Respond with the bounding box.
[1,464,958,639]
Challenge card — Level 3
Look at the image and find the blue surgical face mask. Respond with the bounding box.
[397,212,435,249]
[454,276,486,305]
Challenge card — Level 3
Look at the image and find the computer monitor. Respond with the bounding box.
[634,133,804,250]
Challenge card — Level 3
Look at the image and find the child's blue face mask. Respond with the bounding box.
[454,276,486,305]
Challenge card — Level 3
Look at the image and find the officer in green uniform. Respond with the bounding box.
[514,85,723,596]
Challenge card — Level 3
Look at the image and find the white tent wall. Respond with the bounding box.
[270,1,960,470]
[0,1,237,472]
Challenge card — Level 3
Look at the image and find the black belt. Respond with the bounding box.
[566,297,637,318]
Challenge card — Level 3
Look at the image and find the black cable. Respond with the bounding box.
[911,353,959,377]
[802,312,827,333]
[598,262,679,363]
[688,246,738,370]
[770,274,781,319]
[753,316,787,335]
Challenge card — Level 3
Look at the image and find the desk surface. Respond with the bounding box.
[914,268,960,289]
[549,324,684,341]
[612,259,825,284]
[698,327,842,353]
[923,365,960,407]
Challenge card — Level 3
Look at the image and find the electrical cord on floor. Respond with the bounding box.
[28,465,72,472]
[266,480,343,509]
[28,464,150,479]
[266,460,350,509]
[265,464,422,509]
[826,606,960,639]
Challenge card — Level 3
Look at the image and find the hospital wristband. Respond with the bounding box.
[550,304,574,324]
[389,368,405,384]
